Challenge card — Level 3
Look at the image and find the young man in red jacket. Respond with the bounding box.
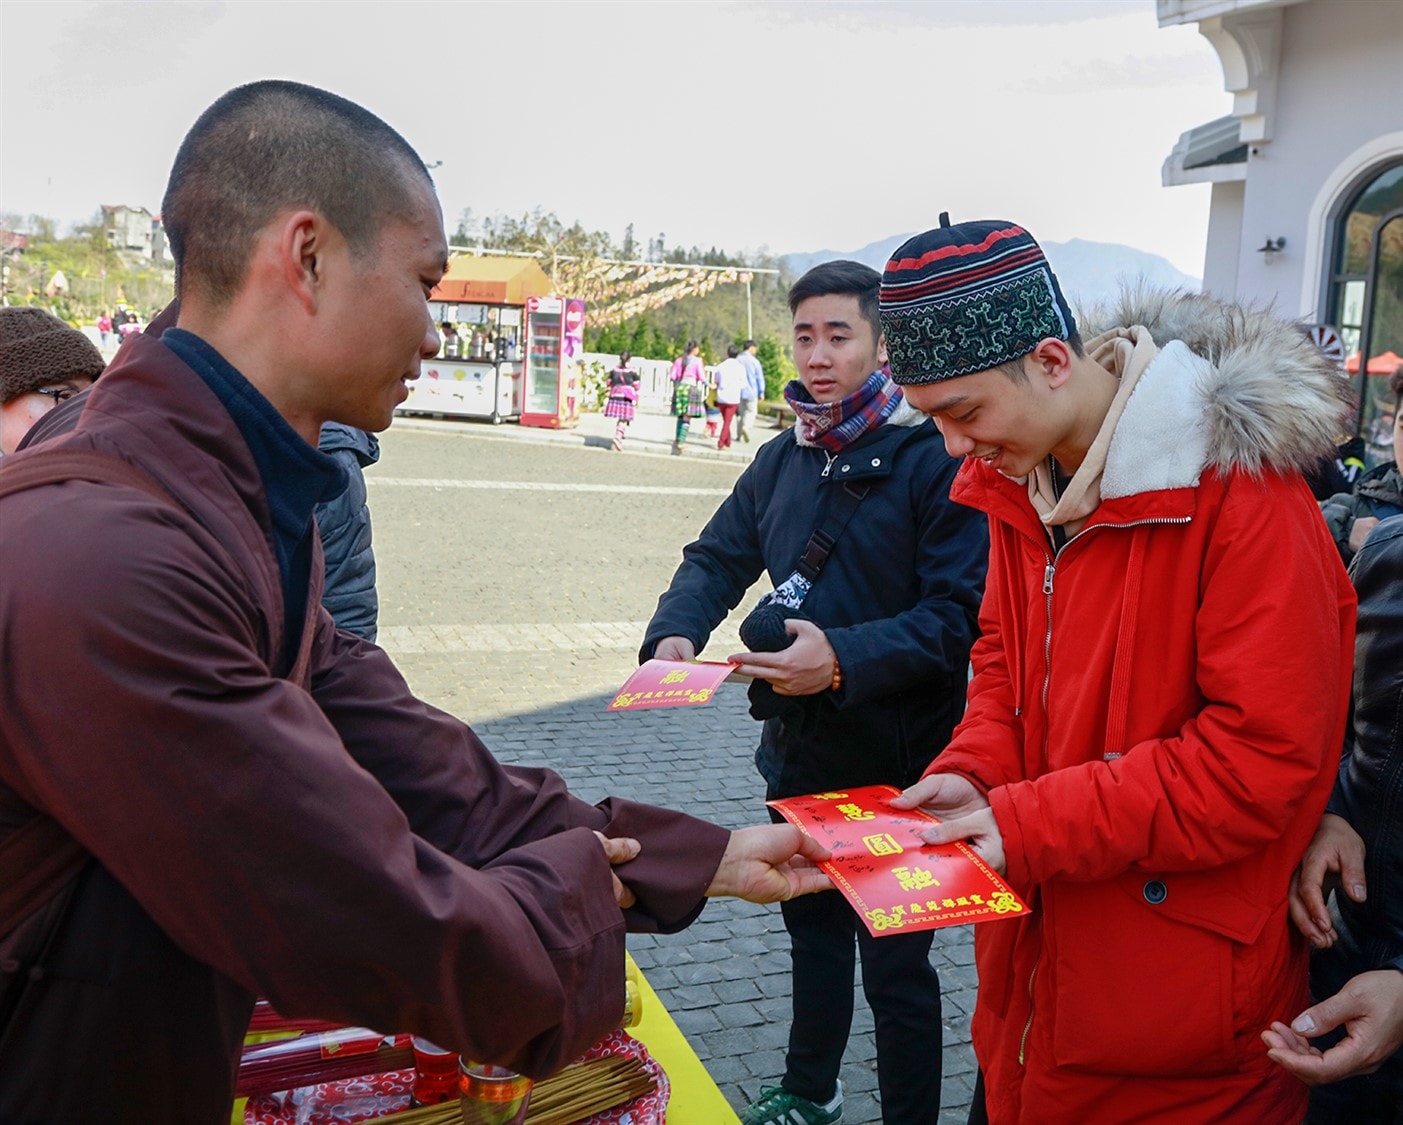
[881,215,1356,1123]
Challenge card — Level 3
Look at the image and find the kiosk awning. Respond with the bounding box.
[431,256,555,305]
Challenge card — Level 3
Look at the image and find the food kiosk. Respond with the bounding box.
[400,256,555,424]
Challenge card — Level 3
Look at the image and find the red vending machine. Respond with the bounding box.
[521,295,584,429]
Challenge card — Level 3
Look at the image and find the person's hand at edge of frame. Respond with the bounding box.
[1262,969,1403,1085]
[705,824,832,903]
[1289,812,1367,949]
[726,618,835,696]
[652,636,695,663]
[594,831,640,909]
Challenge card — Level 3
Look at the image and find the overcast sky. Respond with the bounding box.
[1,0,1229,276]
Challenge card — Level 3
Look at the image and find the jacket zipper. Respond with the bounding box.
[1036,515,1191,728]
[821,452,837,478]
[1023,514,1192,1063]
[1018,955,1040,1065]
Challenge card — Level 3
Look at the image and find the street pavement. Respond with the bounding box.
[371,410,978,1125]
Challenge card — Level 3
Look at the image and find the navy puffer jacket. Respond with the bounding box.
[642,413,987,797]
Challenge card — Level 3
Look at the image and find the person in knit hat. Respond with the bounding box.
[880,215,1355,1123]
[0,307,105,455]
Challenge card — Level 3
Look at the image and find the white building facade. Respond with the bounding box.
[1159,0,1403,446]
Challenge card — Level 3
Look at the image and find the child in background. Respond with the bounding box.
[604,351,640,451]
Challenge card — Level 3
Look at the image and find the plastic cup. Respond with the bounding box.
[410,1037,459,1105]
[459,1060,532,1125]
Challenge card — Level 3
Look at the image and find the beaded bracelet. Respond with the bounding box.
[831,656,843,693]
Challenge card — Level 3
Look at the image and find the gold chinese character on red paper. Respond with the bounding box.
[837,803,875,821]
[862,833,904,857]
[659,670,689,685]
[892,865,940,892]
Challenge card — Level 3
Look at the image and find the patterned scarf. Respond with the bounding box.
[783,370,903,453]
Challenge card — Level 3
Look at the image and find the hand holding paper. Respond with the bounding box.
[890,773,991,821]
[917,806,1006,876]
[768,784,1029,936]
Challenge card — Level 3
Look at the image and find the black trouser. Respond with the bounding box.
[778,887,944,1124]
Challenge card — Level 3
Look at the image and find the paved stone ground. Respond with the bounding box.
[371,414,977,1125]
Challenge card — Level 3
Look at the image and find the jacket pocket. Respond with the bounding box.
[1047,873,1261,1077]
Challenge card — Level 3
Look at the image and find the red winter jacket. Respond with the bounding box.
[929,296,1356,1123]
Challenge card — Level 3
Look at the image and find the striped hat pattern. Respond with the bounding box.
[880,215,1076,385]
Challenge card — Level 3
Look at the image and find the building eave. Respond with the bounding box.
[1156,0,1301,29]
[1163,115,1250,187]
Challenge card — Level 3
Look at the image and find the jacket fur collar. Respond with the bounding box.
[1079,289,1354,499]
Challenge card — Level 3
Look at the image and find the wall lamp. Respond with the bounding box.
[1257,236,1286,263]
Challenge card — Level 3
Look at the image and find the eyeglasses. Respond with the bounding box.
[33,386,80,405]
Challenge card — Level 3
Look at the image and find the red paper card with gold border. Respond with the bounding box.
[767,784,1031,937]
[608,659,736,711]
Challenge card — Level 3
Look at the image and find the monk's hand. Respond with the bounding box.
[594,831,640,909]
[706,825,832,902]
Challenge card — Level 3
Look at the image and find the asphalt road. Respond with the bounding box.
[368,419,979,1125]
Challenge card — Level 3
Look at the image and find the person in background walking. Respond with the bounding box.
[738,338,766,443]
[671,339,706,453]
[604,350,640,451]
[713,344,745,450]
[97,312,113,350]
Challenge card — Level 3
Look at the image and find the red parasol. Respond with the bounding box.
[1345,350,1403,374]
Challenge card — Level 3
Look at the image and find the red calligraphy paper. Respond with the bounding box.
[607,659,737,711]
[768,784,1031,937]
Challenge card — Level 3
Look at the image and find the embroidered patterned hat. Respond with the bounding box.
[880,214,1076,385]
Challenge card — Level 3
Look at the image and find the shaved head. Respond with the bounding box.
[162,80,432,304]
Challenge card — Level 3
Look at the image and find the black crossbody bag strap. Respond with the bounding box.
[0,450,179,936]
[793,480,871,586]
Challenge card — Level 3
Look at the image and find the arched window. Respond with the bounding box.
[1326,159,1403,458]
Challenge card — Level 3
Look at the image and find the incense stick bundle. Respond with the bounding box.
[374,1053,657,1125]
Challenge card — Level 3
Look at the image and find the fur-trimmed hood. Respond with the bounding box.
[1079,288,1354,497]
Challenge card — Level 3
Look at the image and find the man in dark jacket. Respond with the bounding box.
[0,80,830,1125]
[643,260,987,1125]
[1319,370,1403,564]
[1266,511,1403,1117]
[317,421,380,641]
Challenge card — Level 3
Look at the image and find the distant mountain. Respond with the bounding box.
[782,233,1200,310]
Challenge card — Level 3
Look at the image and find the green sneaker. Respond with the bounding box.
[740,1081,843,1125]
